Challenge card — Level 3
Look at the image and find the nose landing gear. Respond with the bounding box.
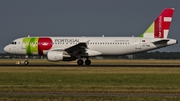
[24,60,29,65]
[24,55,29,65]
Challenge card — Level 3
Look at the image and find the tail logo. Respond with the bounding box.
[155,8,173,38]
[140,8,174,38]
[158,16,162,38]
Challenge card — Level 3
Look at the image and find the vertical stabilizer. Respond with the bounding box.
[139,8,174,38]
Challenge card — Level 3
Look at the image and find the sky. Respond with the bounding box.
[0,0,180,53]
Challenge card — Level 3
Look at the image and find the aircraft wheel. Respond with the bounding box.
[24,60,29,65]
[85,59,91,65]
[77,59,84,65]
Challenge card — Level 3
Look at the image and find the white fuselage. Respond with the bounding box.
[4,37,177,56]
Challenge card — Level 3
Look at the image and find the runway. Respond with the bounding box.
[0,64,180,67]
[0,92,180,97]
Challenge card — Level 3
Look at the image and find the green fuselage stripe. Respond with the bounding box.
[23,37,39,55]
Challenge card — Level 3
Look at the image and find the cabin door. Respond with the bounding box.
[21,42,26,49]
[135,39,141,49]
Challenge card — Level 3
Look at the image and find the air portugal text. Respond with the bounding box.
[55,39,80,43]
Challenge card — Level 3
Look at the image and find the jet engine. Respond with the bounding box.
[47,51,70,62]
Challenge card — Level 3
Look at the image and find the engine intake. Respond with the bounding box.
[47,51,70,62]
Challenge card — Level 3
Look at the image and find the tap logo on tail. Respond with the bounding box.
[139,8,174,38]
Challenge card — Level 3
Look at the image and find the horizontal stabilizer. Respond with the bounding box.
[152,39,169,45]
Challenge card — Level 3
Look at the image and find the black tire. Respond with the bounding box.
[24,61,29,65]
[77,59,84,65]
[85,59,91,65]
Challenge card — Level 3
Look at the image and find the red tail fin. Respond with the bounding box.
[154,8,174,38]
[140,8,174,38]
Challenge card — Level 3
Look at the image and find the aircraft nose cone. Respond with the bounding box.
[4,45,11,53]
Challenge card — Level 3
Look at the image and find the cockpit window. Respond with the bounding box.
[11,42,17,45]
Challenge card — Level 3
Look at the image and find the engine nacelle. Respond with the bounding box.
[47,51,66,62]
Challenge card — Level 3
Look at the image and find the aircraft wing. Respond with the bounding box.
[64,42,88,51]
[51,42,101,57]
[51,42,88,52]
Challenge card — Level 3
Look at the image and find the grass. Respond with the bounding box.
[1,59,180,100]
[0,96,180,101]
[0,67,180,93]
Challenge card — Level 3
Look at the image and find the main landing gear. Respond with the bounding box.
[77,58,91,65]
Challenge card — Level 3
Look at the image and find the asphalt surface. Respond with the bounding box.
[0,64,180,67]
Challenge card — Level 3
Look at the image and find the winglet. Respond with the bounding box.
[139,8,174,38]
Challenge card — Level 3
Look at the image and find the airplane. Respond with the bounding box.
[4,8,177,65]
